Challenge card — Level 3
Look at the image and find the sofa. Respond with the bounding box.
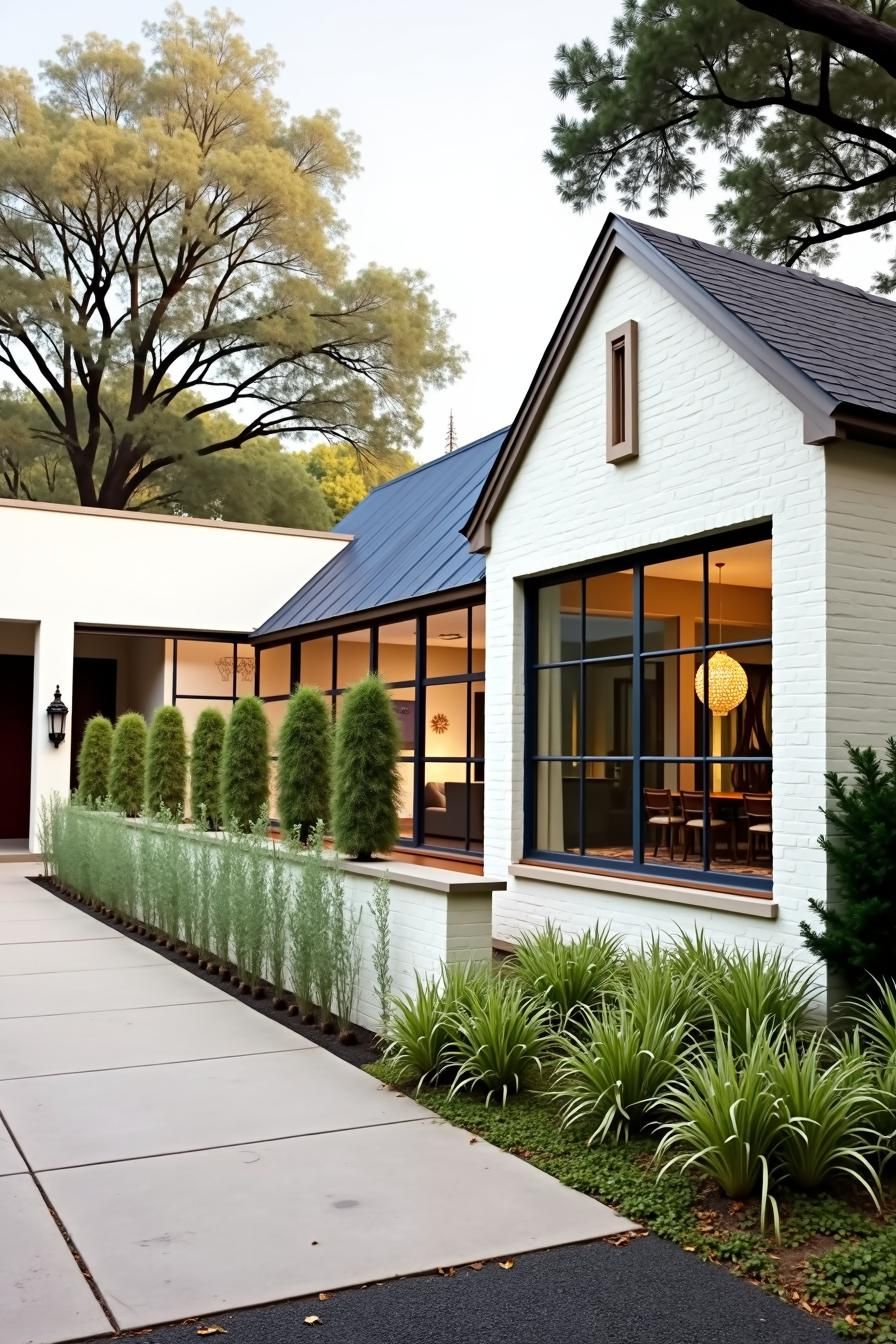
[423,780,484,844]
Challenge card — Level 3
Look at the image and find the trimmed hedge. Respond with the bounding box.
[76,715,113,805]
[190,707,226,829]
[221,695,270,831]
[332,674,400,860]
[109,712,147,817]
[277,686,332,842]
[145,705,187,817]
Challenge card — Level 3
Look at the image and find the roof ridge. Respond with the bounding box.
[625,216,896,312]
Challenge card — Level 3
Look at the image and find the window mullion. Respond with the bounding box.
[633,566,643,865]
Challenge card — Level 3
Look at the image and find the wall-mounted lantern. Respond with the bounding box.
[46,686,69,748]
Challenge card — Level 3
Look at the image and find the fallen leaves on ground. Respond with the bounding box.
[468,1261,484,1271]
[498,1259,515,1270]
[196,1328,227,1337]
[437,1266,457,1277]
[304,1315,322,1326]
[319,1292,333,1301]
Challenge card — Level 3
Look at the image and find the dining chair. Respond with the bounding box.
[643,788,684,860]
[679,790,728,861]
[743,793,772,865]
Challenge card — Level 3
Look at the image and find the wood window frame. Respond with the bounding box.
[605,319,639,464]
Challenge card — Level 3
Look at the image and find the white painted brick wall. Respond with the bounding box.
[483,254,829,982]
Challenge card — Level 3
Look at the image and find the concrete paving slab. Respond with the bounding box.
[0,937,163,976]
[0,918,120,944]
[0,964,227,1020]
[0,1000,316,1080]
[1,1049,428,1170]
[0,899,76,920]
[0,1114,26,1175]
[0,1175,110,1344]
[41,1119,635,1328]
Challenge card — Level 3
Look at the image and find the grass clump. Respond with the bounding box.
[76,715,114,805]
[508,920,621,1025]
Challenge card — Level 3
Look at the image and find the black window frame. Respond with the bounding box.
[523,524,772,893]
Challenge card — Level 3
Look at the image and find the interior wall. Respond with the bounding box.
[72,633,168,722]
[0,622,36,656]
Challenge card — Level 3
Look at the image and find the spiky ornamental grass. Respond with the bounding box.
[267,843,290,1002]
[329,863,363,1034]
[145,705,187,818]
[705,945,818,1054]
[221,696,270,832]
[302,825,335,1023]
[277,686,332,842]
[382,972,452,1089]
[288,856,316,1017]
[445,978,551,1107]
[109,713,147,817]
[37,791,64,877]
[508,920,622,1027]
[77,715,114,806]
[332,675,400,860]
[190,707,226,829]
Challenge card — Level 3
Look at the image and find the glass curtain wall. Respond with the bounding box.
[256,600,485,854]
[527,529,772,890]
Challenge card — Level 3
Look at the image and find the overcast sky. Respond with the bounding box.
[7,0,887,461]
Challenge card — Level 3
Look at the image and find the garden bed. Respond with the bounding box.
[367,1066,896,1341]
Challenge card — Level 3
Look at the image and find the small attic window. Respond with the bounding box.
[606,319,638,463]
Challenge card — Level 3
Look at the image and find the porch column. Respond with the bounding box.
[29,616,75,851]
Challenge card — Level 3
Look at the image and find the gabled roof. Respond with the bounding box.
[253,427,507,641]
[465,213,896,551]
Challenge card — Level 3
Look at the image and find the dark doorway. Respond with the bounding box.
[0,655,34,839]
[70,658,118,791]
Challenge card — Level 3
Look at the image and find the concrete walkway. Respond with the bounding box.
[0,864,632,1343]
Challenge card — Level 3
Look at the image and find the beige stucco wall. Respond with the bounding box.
[0,501,346,847]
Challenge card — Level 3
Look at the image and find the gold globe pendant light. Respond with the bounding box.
[695,563,748,717]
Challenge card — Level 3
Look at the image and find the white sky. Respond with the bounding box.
[6,0,888,462]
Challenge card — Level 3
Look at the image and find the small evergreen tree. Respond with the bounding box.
[332,675,400,860]
[76,715,113,805]
[277,686,332,842]
[801,739,896,989]
[145,705,187,817]
[190,707,226,829]
[221,696,270,831]
[108,712,148,817]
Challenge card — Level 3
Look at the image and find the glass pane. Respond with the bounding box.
[694,644,771,760]
[584,659,632,757]
[397,760,415,842]
[387,688,416,753]
[534,761,579,854]
[422,764,482,850]
[584,571,633,657]
[471,681,485,780]
[642,765,705,869]
[378,619,417,683]
[263,698,289,743]
[535,666,579,757]
[258,643,291,698]
[643,653,697,759]
[537,579,581,663]
[471,604,485,674]
[581,761,633,860]
[179,696,233,738]
[712,778,773,876]
[426,608,469,678]
[336,629,371,689]
[299,637,333,694]
[425,682,468,758]
[176,640,242,697]
[707,538,771,643]
[643,552,701,653]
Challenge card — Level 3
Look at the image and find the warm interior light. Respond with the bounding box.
[439,632,463,640]
[694,562,748,717]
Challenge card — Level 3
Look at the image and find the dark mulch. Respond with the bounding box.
[29,875,379,1068]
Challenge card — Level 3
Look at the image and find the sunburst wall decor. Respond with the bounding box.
[430,712,450,735]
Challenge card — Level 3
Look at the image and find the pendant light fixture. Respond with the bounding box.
[694,562,748,717]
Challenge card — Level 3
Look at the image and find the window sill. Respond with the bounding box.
[507,861,777,919]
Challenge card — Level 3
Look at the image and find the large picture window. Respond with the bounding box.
[258,600,485,856]
[526,528,772,890]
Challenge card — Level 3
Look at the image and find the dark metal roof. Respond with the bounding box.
[625,218,896,418]
[253,427,507,639]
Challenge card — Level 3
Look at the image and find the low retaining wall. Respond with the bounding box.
[54,811,503,1034]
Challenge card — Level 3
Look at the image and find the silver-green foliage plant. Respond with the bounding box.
[509,920,621,1026]
[193,820,215,961]
[288,853,316,1017]
[368,875,392,1034]
[243,816,270,991]
[329,863,362,1035]
[267,842,290,1003]
[552,996,691,1144]
[300,823,334,1023]
[211,830,236,969]
[37,791,64,877]
[445,978,551,1107]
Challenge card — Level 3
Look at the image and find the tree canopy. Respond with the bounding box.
[302,441,416,521]
[546,0,896,288]
[0,6,461,512]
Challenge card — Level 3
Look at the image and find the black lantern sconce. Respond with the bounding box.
[46,686,69,748]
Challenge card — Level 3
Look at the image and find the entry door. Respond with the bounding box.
[0,655,34,839]
[70,658,118,790]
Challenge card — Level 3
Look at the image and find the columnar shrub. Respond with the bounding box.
[220,696,270,831]
[76,715,113,805]
[332,674,400,860]
[109,713,147,817]
[145,705,187,818]
[190,707,226,829]
[277,686,332,841]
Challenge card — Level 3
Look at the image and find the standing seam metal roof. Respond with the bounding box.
[253,427,507,638]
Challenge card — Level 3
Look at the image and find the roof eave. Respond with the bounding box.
[250,579,486,646]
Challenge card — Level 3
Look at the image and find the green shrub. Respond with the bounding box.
[76,715,114,805]
[109,712,147,817]
[144,705,187,817]
[369,875,392,1034]
[190,708,226,829]
[707,945,817,1053]
[383,973,450,1088]
[654,1019,786,1234]
[552,997,690,1144]
[508,920,622,1026]
[220,696,270,831]
[620,937,710,1030]
[332,674,400,860]
[802,738,896,989]
[445,978,551,1107]
[277,686,331,842]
